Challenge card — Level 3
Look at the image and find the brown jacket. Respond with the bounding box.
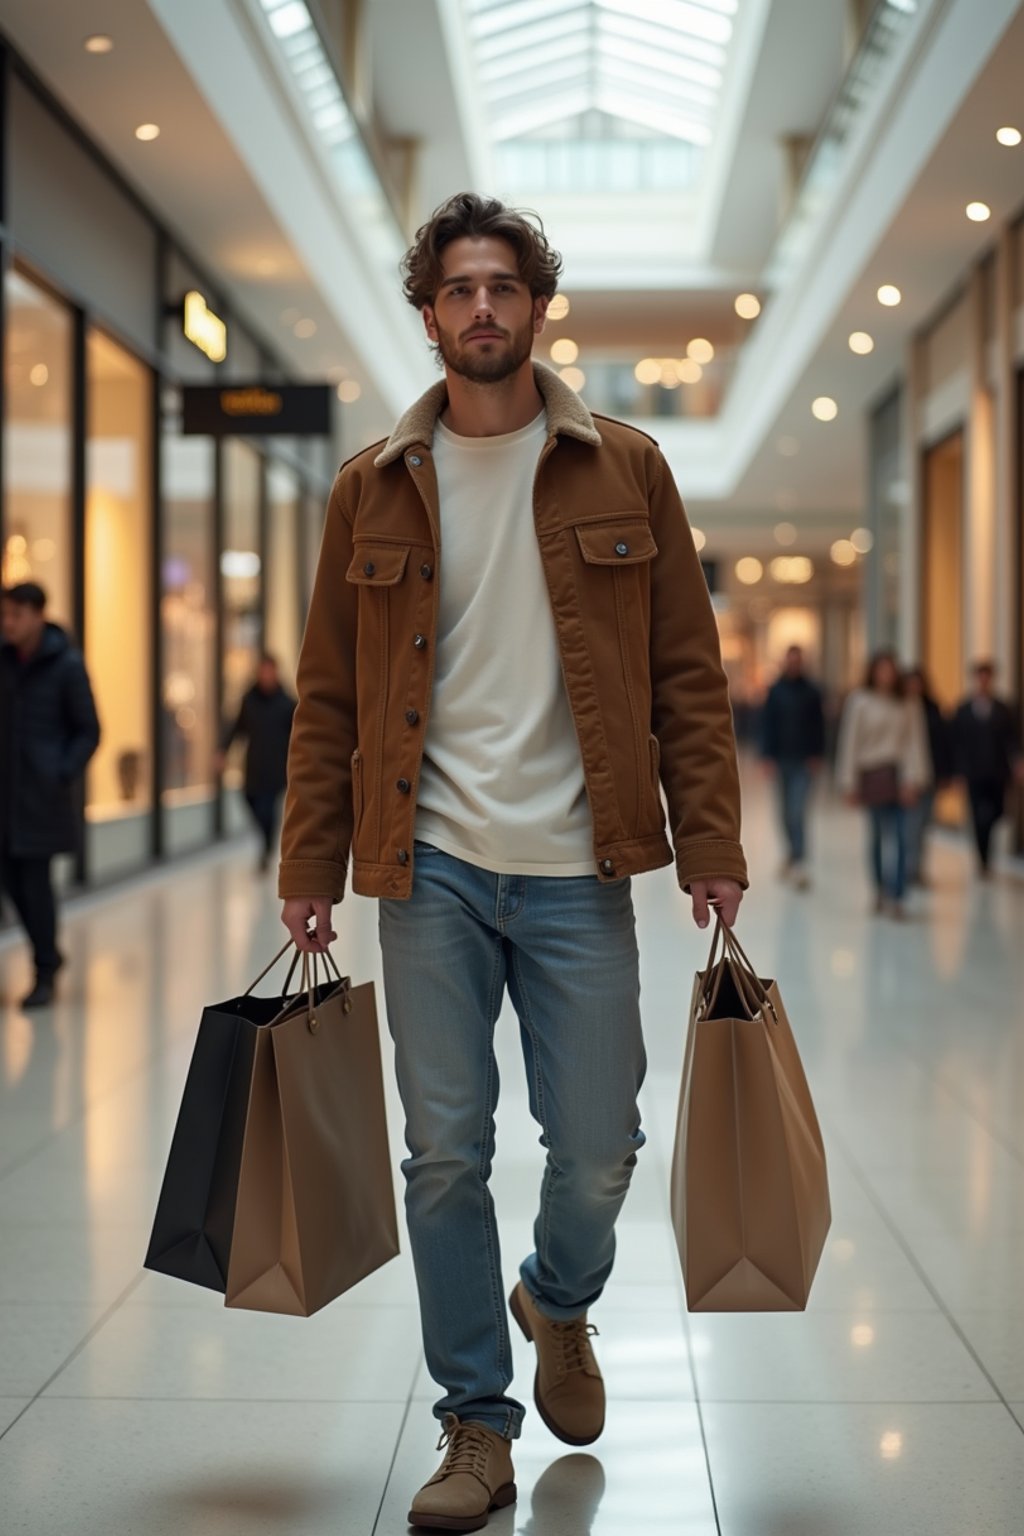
[279,364,746,902]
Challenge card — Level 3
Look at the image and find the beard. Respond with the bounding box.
[435,318,534,384]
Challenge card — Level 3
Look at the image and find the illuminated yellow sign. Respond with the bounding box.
[183,290,227,363]
[219,388,284,416]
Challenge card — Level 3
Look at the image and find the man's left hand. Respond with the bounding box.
[690,878,743,931]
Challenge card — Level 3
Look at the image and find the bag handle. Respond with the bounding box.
[697,917,777,1023]
[246,941,349,1031]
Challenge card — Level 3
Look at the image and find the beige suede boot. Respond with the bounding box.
[509,1281,605,1445]
[408,1414,516,1532]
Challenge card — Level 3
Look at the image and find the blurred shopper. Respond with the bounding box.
[216,654,295,874]
[836,651,929,919]
[0,583,99,1009]
[760,645,825,889]
[952,660,1023,878]
[903,667,953,887]
[278,192,746,1530]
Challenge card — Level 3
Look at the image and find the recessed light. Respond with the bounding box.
[549,338,578,365]
[812,396,838,422]
[966,201,991,222]
[849,331,874,355]
[559,366,586,392]
[996,126,1021,147]
[735,293,761,319]
[678,359,703,384]
[634,358,660,386]
[877,284,902,307]
[84,34,113,54]
[850,527,874,553]
[135,123,160,142]
[735,557,764,586]
[831,539,858,567]
[29,364,49,387]
[687,338,714,365]
[774,521,797,545]
[336,380,362,403]
[294,318,317,338]
[547,294,570,321]
[692,527,707,552]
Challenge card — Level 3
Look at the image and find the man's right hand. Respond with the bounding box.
[281,897,336,953]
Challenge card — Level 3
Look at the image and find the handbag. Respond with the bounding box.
[670,919,831,1311]
[858,762,901,807]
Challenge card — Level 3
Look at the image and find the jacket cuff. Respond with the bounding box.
[675,839,749,892]
[277,858,348,902]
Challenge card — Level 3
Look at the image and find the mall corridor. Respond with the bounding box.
[1,777,1023,1535]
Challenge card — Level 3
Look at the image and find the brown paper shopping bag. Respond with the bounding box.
[225,949,400,1317]
[670,919,830,1311]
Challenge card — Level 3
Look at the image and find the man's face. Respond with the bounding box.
[423,237,546,385]
[1,600,43,649]
[976,667,995,696]
[784,648,803,678]
[257,661,278,692]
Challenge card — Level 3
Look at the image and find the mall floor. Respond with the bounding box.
[1,774,1023,1536]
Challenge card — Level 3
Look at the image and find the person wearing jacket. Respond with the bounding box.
[760,645,825,889]
[215,654,296,874]
[0,583,100,1008]
[278,192,747,1531]
[951,660,1023,876]
[902,667,953,887]
[836,650,929,919]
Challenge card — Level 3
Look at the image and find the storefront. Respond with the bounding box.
[0,43,335,888]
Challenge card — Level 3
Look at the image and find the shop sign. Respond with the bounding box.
[182,291,227,363]
[181,384,332,435]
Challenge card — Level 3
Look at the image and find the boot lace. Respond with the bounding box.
[552,1318,600,1376]
[436,1416,495,1482]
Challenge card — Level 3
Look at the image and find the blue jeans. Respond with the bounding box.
[904,786,935,884]
[776,759,812,863]
[378,844,646,1440]
[868,804,907,901]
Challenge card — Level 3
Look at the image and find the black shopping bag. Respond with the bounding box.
[144,945,333,1292]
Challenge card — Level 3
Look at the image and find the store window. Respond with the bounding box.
[2,267,73,624]
[222,437,263,732]
[161,413,217,849]
[85,329,153,872]
[922,428,965,828]
[266,461,301,688]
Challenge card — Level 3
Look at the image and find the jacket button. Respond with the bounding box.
[413,633,427,650]
[363,561,376,576]
[397,848,409,865]
[420,563,433,581]
[601,858,616,875]
[408,454,422,467]
[405,708,420,725]
[615,542,629,557]
[396,778,411,794]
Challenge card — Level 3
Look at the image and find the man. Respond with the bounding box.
[760,644,825,889]
[952,659,1022,876]
[279,193,746,1532]
[0,583,99,1009]
[215,653,295,874]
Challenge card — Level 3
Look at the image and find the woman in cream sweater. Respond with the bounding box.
[836,651,930,918]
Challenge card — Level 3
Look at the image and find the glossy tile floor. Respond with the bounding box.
[2,775,1023,1534]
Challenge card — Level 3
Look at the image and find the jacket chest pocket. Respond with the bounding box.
[345,543,411,588]
[574,518,658,569]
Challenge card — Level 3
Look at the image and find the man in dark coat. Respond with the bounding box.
[952,659,1023,876]
[215,654,296,873]
[760,645,826,889]
[0,583,100,1008]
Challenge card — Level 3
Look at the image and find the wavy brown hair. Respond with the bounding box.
[401,192,563,310]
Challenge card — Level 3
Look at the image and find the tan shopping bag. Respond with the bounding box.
[670,919,830,1311]
[225,948,400,1316]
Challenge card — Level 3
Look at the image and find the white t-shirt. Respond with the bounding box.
[415,410,595,876]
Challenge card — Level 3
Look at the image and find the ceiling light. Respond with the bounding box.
[560,366,586,392]
[774,521,797,546]
[831,539,858,566]
[996,126,1022,146]
[294,318,317,338]
[692,528,707,553]
[659,364,680,389]
[678,359,703,384]
[850,527,874,553]
[966,201,991,222]
[851,1324,875,1349]
[135,123,160,142]
[735,292,761,319]
[634,357,661,386]
[84,34,113,54]
[879,1431,903,1462]
[29,364,49,387]
[550,338,578,365]
[687,337,715,365]
[221,550,261,579]
[877,284,901,307]
[812,396,838,422]
[735,557,763,586]
[547,294,570,321]
[777,436,799,457]
[849,331,874,355]
[770,556,813,584]
[336,379,362,403]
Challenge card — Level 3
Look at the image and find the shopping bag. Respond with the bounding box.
[225,949,400,1317]
[670,919,831,1311]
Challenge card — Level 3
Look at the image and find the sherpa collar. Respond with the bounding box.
[373,360,602,468]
